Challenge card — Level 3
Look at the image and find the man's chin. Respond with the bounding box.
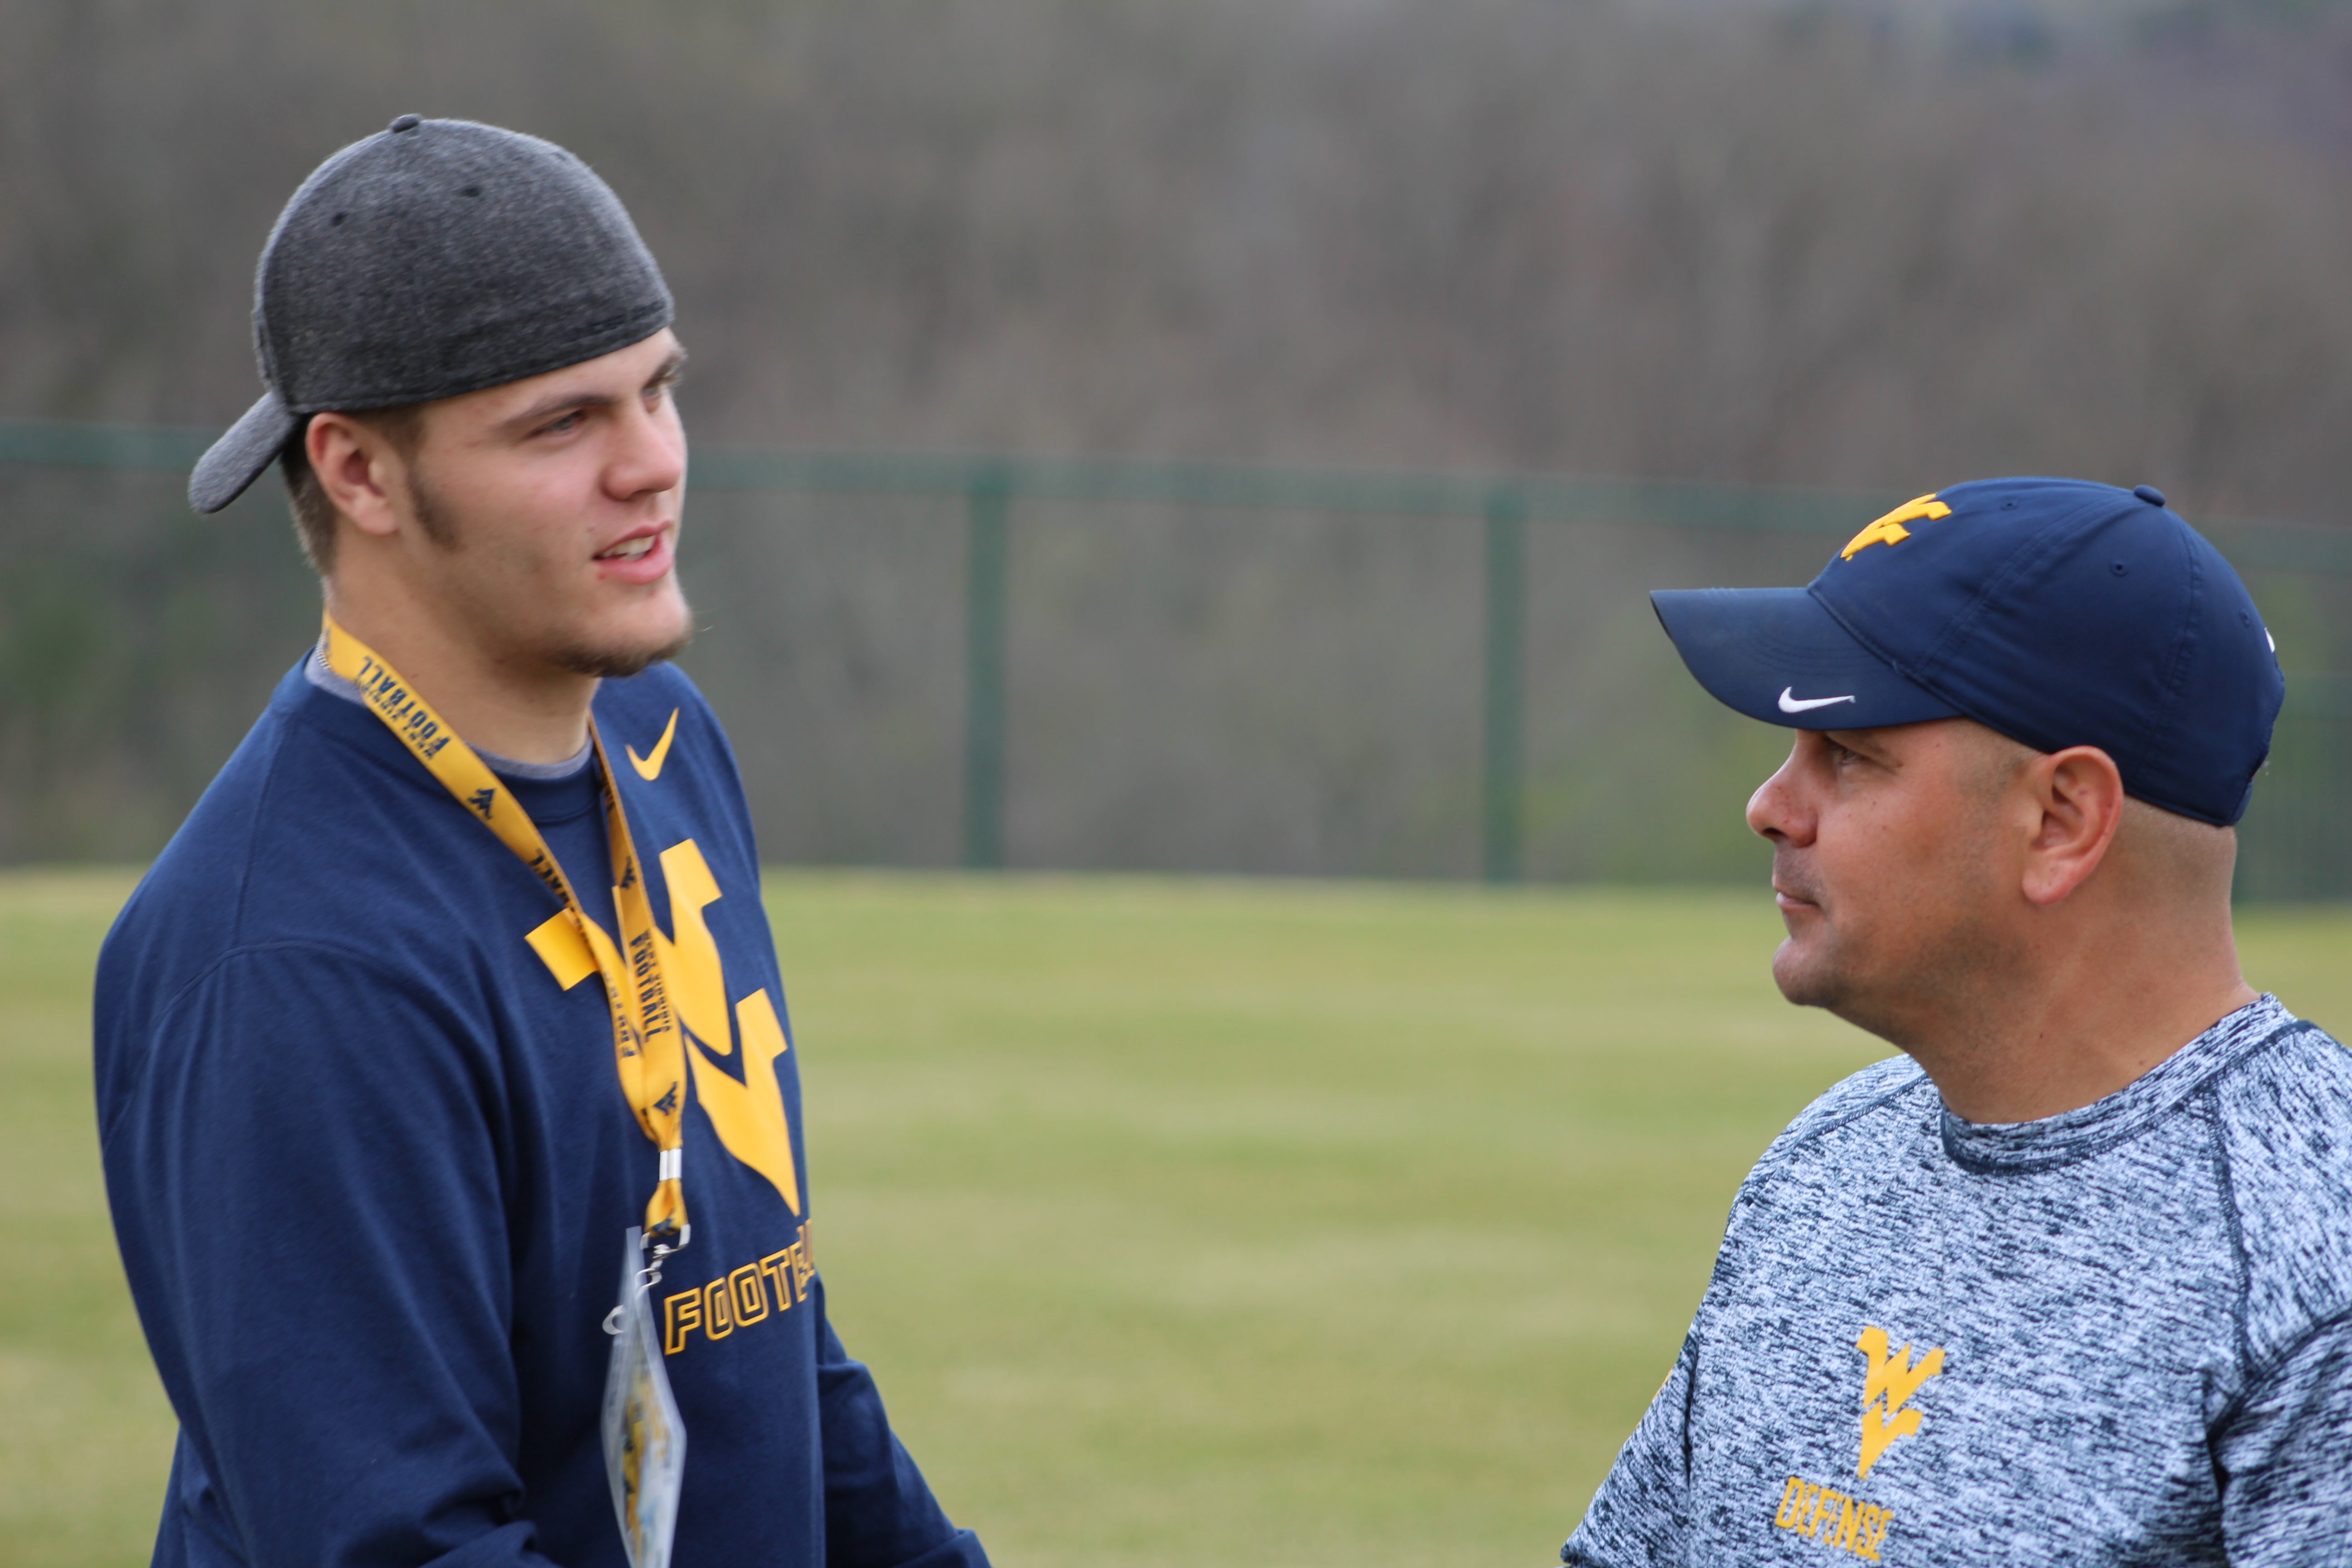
[1771,938,1848,1011]
[551,621,695,681]
[1773,942,1925,1051]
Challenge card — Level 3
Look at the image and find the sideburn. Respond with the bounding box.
[407,462,460,550]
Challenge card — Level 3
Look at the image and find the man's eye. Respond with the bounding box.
[539,412,584,436]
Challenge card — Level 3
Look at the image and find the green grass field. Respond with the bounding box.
[6,870,2347,1567]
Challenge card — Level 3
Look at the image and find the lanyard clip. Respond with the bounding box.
[642,1150,687,1275]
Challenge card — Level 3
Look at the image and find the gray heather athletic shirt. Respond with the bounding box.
[1562,995,2352,1566]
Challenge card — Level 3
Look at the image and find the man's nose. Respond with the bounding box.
[1748,742,1813,845]
[607,402,686,501]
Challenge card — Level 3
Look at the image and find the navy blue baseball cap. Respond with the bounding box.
[1652,477,2285,826]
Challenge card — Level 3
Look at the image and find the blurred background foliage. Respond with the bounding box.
[15,0,2352,505]
[3,0,2350,887]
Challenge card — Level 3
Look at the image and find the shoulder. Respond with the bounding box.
[95,933,500,1144]
[2209,1004,2352,1177]
[1763,1053,1932,1161]
[119,684,490,947]
[1715,1055,1931,1236]
[1689,1054,1931,1301]
[2210,1006,2352,1358]
[2210,1003,2352,1114]
[100,665,552,1059]
[101,680,310,993]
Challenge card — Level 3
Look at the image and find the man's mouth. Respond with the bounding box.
[596,532,660,562]
[1772,856,1823,911]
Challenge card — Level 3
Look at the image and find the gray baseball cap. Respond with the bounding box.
[191,114,674,514]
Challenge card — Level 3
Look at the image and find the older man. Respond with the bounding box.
[1561,478,2352,1564]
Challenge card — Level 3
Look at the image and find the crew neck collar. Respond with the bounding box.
[304,641,593,781]
[1939,995,2303,1174]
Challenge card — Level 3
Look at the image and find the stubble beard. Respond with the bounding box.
[1769,847,2023,1059]
[1773,910,1918,1050]
[548,613,695,680]
[1770,853,1854,1013]
[411,465,697,680]
[1773,938,1847,1012]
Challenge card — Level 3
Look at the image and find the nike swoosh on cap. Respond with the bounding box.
[1778,687,1856,713]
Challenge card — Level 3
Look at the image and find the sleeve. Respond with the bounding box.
[101,944,562,1568]
[809,1279,992,1568]
[1560,1330,1696,1568]
[2215,1309,2352,1564]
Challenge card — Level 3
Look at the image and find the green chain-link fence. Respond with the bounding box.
[5,420,2347,895]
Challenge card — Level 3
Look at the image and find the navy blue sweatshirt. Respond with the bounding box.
[95,657,989,1568]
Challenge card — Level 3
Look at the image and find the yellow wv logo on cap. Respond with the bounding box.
[1842,494,1950,560]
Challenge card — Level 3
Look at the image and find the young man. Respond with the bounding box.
[96,117,990,1568]
[1560,478,2352,1564]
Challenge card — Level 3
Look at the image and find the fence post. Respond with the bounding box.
[962,467,1011,869]
[1482,487,1527,883]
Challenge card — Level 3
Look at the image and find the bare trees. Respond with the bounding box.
[10,0,2352,514]
[5,0,2352,875]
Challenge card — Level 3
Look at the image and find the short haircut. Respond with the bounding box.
[278,406,426,575]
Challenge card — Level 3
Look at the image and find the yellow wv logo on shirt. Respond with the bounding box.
[526,838,801,1216]
[1841,495,1950,560]
[1855,1325,1944,1478]
[652,841,801,1215]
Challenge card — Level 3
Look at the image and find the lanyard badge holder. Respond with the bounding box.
[603,1227,686,1567]
[323,615,690,1566]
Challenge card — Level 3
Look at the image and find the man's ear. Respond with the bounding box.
[307,412,404,540]
[2020,745,2127,907]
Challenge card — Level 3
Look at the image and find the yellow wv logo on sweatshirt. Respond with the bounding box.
[526,838,801,1216]
[1854,1325,1944,1478]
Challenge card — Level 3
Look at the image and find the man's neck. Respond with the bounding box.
[323,585,599,766]
[1890,941,2258,1125]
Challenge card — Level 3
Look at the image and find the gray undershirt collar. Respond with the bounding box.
[305,642,595,781]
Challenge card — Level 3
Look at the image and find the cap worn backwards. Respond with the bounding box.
[1652,477,2286,826]
[190,115,674,515]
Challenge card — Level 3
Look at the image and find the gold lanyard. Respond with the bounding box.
[322,613,690,1255]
